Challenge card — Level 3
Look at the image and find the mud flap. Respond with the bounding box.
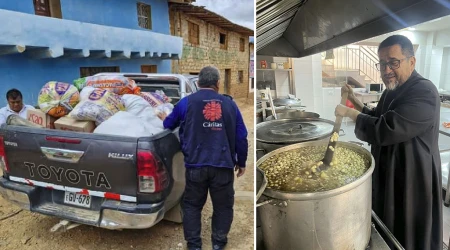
[163,202,183,223]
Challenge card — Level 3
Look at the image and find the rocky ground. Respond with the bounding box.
[0,97,255,250]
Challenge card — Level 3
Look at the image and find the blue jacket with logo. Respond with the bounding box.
[163,89,248,168]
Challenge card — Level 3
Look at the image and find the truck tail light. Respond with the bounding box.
[137,150,169,193]
[0,136,9,173]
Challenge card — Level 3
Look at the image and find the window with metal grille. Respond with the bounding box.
[80,67,120,77]
[188,21,200,45]
[238,70,244,83]
[137,2,152,30]
[240,38,245,52]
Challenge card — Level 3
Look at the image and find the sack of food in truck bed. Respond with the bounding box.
[136,106,165,130]
[94,111,164,137]
[38,81,80,118]
[155,103,174,116]
[121,94,151,116]
[73,75,141,95]
[140,90,171,107]
[155,90,171,103]
[122,94,174,118]
[69,87,125,125]
[120,96,165,129]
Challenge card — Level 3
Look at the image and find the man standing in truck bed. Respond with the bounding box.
[158,66,248,250]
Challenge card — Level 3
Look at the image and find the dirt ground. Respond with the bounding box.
[0,97,255,250]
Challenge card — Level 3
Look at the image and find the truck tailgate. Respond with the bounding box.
[2,126,139,201]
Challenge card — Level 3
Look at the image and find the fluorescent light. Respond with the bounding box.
[408,27,416,31]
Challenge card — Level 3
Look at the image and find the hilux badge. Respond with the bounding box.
[108,153,134,160]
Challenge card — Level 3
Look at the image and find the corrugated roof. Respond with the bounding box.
[256,0,308,51]
[170,3,254,36]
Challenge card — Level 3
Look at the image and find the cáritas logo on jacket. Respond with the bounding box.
[203,101,223,130]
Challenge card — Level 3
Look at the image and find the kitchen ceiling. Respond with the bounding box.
[257,0,450,58]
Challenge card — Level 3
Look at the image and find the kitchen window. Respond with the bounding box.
[137,2,152,30]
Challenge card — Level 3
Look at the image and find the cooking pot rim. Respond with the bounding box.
[256,118,335,144]
[265,111,320,121]
[256,141,375,201]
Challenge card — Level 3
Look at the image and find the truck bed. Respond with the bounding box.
[1,124,182,200]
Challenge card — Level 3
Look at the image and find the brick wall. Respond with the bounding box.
[170,9,250,98]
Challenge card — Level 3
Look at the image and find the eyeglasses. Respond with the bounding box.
[375,57,412,71]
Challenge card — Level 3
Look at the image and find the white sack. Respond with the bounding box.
[155,103,174,116]
[93,111,164,137]
[121,94,151,116]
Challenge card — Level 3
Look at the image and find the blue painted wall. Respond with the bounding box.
[0,0,170,34]
[0,54,172,107]
[0,1,34,13]
[0,0,175,107]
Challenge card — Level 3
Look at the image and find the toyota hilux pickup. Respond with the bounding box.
[0,73,198,230]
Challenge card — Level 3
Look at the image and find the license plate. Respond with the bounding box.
[64,191,92,208]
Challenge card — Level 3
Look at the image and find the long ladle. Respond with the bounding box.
[318,91,349,171]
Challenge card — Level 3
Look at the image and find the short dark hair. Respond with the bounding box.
[198,66,220,88]
[378,35,415,57]
[6,89,22,100]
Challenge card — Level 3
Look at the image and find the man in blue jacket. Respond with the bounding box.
[158,66,248,250]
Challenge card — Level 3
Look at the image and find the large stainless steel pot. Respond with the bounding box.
[272,98,302,107]
[256,141,375,250]
[256,118,342,158]
[266,111,320,120]
[264,106,306,118]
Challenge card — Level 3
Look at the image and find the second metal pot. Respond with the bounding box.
[256,118,342,158]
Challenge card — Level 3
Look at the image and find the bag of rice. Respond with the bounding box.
[73,76,141,95]
[69,87,125,125]
[38,81,80,118]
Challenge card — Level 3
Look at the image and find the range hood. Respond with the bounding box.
[257,0,450,57]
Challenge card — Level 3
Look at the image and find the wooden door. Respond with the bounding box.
[34,0,51,17]
[224,69,231,94]
[141,65,157,73]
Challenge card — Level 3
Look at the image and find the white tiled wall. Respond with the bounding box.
[321,88,341,120]
[272,57,291,97]
[292,54,326,116]
[441,48,450,90]
[275,71,290,97]
[415,45,426,76]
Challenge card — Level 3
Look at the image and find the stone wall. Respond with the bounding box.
[170,9,250,98]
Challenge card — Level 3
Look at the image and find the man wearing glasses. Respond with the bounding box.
[336,35,442,250]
